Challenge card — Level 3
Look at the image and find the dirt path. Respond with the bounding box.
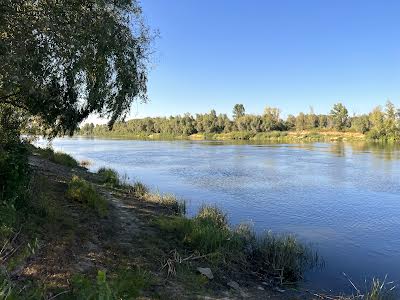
[20,154,317,299]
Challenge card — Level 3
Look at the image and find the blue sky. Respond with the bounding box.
[88,0,400,123]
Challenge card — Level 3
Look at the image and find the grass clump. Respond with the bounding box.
[128,181,186,215]
[363,277,396,300]
[338,275,397,300]
[66,176,108,217]
[71,269,152,299]
[156,205,319,283]
[97,167,120,187]
[37,147,79,168]
[130,181,150,197]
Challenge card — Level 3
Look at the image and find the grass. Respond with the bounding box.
[71,269,152,299]
[142,192,186,215]
[130,181,150,197]
[66,176,108,217]
[80,159,92,168]
[156,205,319,283]
[97,167,120,187]
[337,275,397,300]
[36,147,79,168]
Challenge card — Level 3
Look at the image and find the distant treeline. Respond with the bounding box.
[79,102,400,141]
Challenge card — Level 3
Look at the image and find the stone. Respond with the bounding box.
[197,267,214,279]
[227,281,240,291]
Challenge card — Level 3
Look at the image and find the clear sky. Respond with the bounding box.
[88,0,400,123]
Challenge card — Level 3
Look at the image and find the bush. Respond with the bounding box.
[66,176,108,217]
[97,167,120,187]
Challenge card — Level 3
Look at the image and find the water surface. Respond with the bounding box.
[37,137,400,293]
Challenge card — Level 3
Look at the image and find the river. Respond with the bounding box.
[36,137,400,293]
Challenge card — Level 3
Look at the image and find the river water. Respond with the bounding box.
[37,137,400,293]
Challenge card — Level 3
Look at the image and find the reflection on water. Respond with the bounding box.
[36,137,400,293]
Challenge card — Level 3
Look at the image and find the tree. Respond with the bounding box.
[232,104,245,120]
[368,106,385,139]
[263,106,281,131]
[330,103,349,131]
[384,100,398,138]
[295,112,306,131]
[0,0,152,135]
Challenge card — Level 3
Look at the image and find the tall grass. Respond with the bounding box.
[157,205,319,283]
[66,176,108,217]
[36,147,79,167]
[97,167,120,187]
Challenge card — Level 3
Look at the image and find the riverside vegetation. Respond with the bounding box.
[0,140,396,298]
[79,102,400,142]
[0,0,397,298]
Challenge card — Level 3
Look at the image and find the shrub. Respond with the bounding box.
[97,167,120,187]
[66,176,108,217]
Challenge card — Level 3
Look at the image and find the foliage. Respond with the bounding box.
[1,0,152,135]
[98,167,120,187]
[156,205,318,282]
[66,176,108,217]
[330,103,349,131]
[0,106,30,207]
[232,104,245,120]
[79,102,400,142]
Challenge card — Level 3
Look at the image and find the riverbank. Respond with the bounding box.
[79,130,368,143]
[0,147,313,299]
[1,146,395,299]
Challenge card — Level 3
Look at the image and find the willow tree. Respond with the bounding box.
[0,0,152,135]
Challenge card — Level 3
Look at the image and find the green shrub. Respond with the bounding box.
[66,176,108,217]
[97,167,120,187]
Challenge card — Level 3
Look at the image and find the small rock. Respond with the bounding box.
[257,286,265,291]
[197,267,214,279]
[227,280,240,291]
[274,287,285,293]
